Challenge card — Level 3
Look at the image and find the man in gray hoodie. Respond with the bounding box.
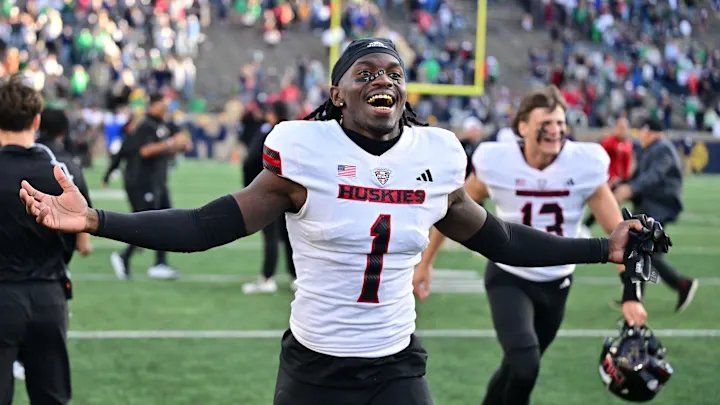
[614,117,698,312]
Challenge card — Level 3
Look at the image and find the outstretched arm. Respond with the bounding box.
[435,187,644,266]
[588,183,623,235]
[20,166,305,252]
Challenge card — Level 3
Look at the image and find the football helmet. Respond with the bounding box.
[599,324,673,402]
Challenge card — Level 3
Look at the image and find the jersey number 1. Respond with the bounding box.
[358,214,391,303]
[521,202,564,236]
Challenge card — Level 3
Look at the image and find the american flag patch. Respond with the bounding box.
[337,164,356,177]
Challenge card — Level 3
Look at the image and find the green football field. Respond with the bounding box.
[13,159,720,404]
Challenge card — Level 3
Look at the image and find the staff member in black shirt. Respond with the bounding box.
[0,75,89,404]
[37,108,94,258]
[614,117,698,312]
[240,101,296,294]
[103,94,191,280]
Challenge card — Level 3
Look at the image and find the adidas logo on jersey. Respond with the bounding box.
[416,169,433,182]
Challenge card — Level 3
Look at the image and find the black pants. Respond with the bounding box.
[121,185,172,267]
[274,330,431,405]
[482,263,572,405]
[0,281,70,405]
[274,367,431,405]
[583,212,597,227]
[650,252,686,292]
[648,220,687,292]
[261,216,296,280]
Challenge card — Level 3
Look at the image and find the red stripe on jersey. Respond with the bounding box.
[262,146,282,175]
[515,189,570,197]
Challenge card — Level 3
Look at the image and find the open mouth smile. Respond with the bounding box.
[366,94,396,112]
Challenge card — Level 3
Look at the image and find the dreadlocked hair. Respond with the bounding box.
[302,98,342,121]
[303,99,428,128]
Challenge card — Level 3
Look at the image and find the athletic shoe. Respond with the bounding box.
[147,264,180,280]
[13,361,25,380]
[676,278,699,313]
[110,252,129,280]
[242,277,278,294]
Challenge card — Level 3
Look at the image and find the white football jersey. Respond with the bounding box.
[473,141,609,282]
[264,120,465,357]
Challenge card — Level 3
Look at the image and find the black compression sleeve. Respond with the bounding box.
[461,212,609,267]
[94,195,247,252]
[620,272,643,302]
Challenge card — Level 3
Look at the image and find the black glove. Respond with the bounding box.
[621,208,672,283]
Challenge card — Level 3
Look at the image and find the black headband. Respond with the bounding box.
[331,38,404,86]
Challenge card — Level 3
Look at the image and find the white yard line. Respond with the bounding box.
[69,271,720,287]
[87,189,126,200]
[67,329,720,339]
[74,273,255,282]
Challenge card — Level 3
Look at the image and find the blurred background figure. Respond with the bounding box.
[458,116,486,178]
[0,75,92,405]
[613,117,698,313]
[581,115,633,233]
[240,100,296,294]
[37,107,94,257]
[103,94,191,280]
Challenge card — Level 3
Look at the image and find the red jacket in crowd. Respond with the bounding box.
[600,134,634,183]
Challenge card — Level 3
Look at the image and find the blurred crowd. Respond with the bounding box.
[522,0,720,133]
[229,0,720,137]
[0,0,209,111]
[2,0,719,167]
[231,0,496,133]
[340,0,484,86]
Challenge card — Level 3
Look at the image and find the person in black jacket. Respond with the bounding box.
[0,75,90,405]
[614,117,698,312]
[102,94,191,280]
[241,101,296,294]
[37,108,94,258]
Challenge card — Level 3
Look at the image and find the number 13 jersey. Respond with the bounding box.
[472,141,609,282]
[263,120,465,358]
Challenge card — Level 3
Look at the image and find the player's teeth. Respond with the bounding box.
[367,95,394,106]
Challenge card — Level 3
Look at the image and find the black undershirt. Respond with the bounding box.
[342,126,402,156]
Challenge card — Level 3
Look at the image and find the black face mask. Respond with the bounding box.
[355,69,386,83]
[535,123,566,144]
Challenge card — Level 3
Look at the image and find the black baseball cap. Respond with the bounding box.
[641,117,664,132]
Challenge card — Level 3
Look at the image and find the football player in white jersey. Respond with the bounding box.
[21,40,650,404]
[415,86,648,404]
